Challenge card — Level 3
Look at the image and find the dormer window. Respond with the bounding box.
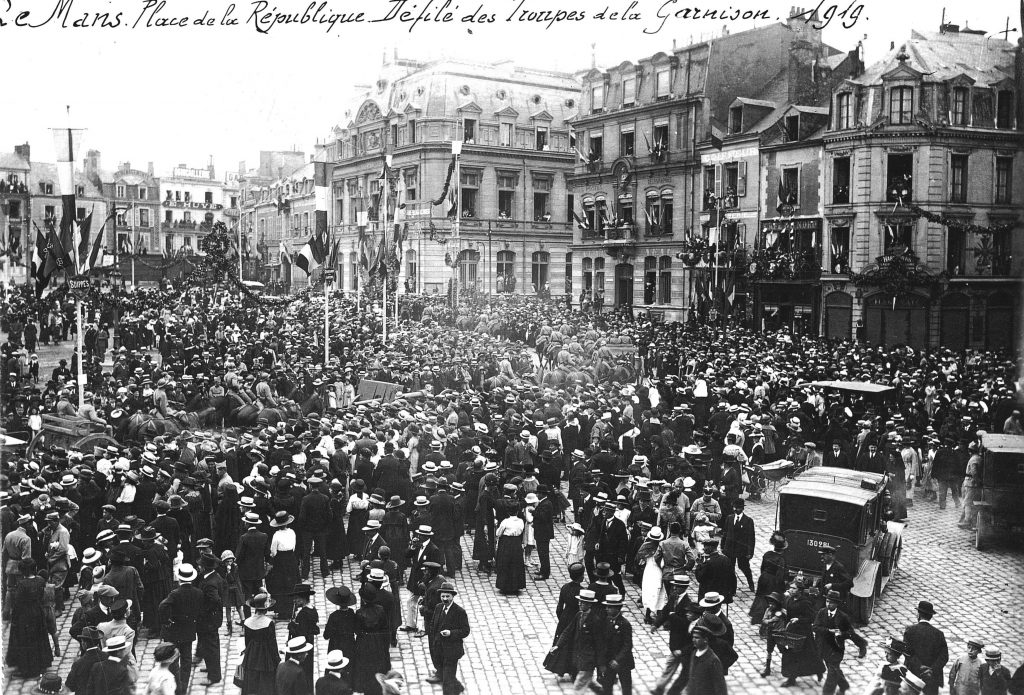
[591,85,605,113]
[622,76,635,106]
[729,106,743,134]
[785,115,800,141]
[996,90,1014,129]
[889,86,913,124]
[655,69,670,100]
[951,87,969,125]
[463,119,476,143]
[835,93,852,129]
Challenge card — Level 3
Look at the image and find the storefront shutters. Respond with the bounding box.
[986,291,1015,351]
[939,293,970,351]
[824,291,852,341]
[864,293,929,348]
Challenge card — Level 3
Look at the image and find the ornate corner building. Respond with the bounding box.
[321,55,580,301]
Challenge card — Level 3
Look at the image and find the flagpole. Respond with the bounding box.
[713,194,720,324]
[382,155,391,345]
[324,253,330,366]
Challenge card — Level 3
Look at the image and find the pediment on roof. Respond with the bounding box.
[530,109,554,121]
[494,105,520,118]
[882,62,922,81]
[456,100,482,113]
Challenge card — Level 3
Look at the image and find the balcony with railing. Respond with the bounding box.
[748,247,823,282]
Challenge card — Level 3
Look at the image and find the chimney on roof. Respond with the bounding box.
[591,42,596,69]
[14,143,30,162]
[148,162,154,176]
[890,40,895,50]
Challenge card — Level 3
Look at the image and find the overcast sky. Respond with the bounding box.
[2,0,1017,176]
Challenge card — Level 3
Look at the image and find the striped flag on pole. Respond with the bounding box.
[296,159,330,276]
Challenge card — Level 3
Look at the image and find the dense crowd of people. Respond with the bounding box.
[1,285,1024,695]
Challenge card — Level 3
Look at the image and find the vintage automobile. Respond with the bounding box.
[777,466,905,623]
[974,433,1024,551]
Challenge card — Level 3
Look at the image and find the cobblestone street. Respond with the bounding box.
[4,483,1023,695]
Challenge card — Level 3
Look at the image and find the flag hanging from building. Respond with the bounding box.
[295,228,327,276]
[31,222,52,297]
[41,217,74,280]
[120,234,133,256]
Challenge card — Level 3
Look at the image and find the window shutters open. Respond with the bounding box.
[714,164,722,197]
[737,161,747,197]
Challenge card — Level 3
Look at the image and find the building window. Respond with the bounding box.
[303,212,310,231]
[184,191,191,203]
[591,84,604,112]
[582,257,593,291]
[7,201,20,219]
[950,154,968,203]
[44,205,55,222]
[653,123,669,151]
[565,252,572,294]
[230,196,237,208]
[622,76,635,106]
[785,114,800,141]
[617,197,633,226]
[205,191,214,205]
[460,189,476,217]
[644,256,657,304]
[165,210,173,224]
[499,123,514,147]
[496,250,515,293]
[594,257,605,293]
[946,228,965,276]
[620,130,635,157]
[405,250,416,291]
[390,124,398,147]
[183,211,192,223]
[884,221,913,253]
[658,255,672,304]
[567,193,574,224]
[534,192,550,221]
[830,226,850,273]
[405,170,418,201]
[536,127,548,151]
[116,210,127,227]
[996,157,1013,204]
[889,86,913,124]
[408,119,417,144]
[76,185,85,197]
[703,166,717,209]
[184,236,193,249]
[952,87,969,125]
[661,194,673,235]
[350,252,358,290]
[463,118,476,143]
[729,106,743,133]
[43,183,53,195]
[350,135,358,157]
[655,69,670,99]
[589,133,603,161]
[996,90,1014,129]
[782,167,799,207]
[724,164,740,207]
[165,235,174,255]
[531,251,549,293]
[139,186,147,200]
[833,157,851,204]
[116,184,125,198]
[139,208,150,227]
[835,93,852,129]
[497,173,517,219]
[458,249,479,288]
[77,207,86,219]
[886,154,913,202]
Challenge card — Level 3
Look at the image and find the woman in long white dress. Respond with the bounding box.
[635,526,667,622]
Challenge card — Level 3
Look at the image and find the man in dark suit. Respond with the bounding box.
[405,529,444,633]
[694,538,737,603]
[813,590,867,695]
[195,555,226,686]
[532,485,556,580]
[235,513,269,612]
[823,440,853,469]
[719,498,756,593]
[276,637,313,695]
[297,476,332,579]
[428,481,461,576]
[158,564,205,695]
[598,594,635,695]
[66,627,104,693]
[84,634,134,695]
[551,589,607,693]
[903,600,949,695]
[427,581,470,695]
[150,500,180,563]
[362,519,387,561]
[818,545,853,603]
[593,501,629,594]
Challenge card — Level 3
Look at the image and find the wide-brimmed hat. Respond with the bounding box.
[766,591,784,605]
[577,589,598,603]
[33,673,68,695]
[324,650,350,671]
[902,672,927,693]
[102,635,129,653]
[270,511,294,528]
[697,613,728,637]
[247,593,276,610]
[176,563,197,582]
[646,526,665,541]
[153,643,180,665]
[984,647,1002,660]
[880,636,909,655]
[289,583,314,598]
[669,574,691,587]
[283,636,314,655]
[326,586,356,607]
[415,524,434,536]
[438,581,457,595]
[699,592,724,608]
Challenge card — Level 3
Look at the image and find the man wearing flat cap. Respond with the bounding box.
[903,600,949,695]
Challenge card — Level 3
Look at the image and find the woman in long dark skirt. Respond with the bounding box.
[345,480,370,558]
[5,559,54,678]
[323,586,359,656]
[353,584,391,695]
[240,594,280,695]
[266,511,299,618]
[494,501,526,595]
[749,531,789,625]
[472,476,498,571]
[380,499,410,572]
[214,483,243,555]
[780,583,824,686]
[325,481,349,569]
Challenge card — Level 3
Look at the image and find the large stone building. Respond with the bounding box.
[85,153,161,259]
[320,55,579,300]
[0,144,32,284]
[820,26,1023,350]
[568,9,859,321]
[157,162,239,256]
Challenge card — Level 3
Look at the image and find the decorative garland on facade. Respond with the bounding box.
[849,245,939,298]
[906,205,1018,235]
[430,156,457,206]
